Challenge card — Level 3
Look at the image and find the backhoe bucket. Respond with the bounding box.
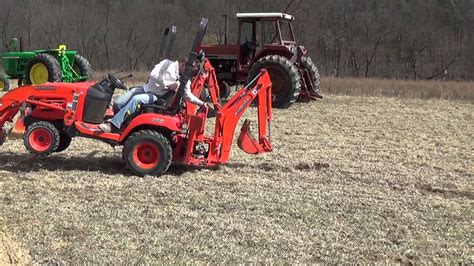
[237,119,271,154]
[9,117,25,137]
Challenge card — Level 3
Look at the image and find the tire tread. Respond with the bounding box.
[248,55,301,108]
[122,130,172,176]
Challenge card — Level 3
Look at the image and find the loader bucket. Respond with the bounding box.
[237,119,270,154]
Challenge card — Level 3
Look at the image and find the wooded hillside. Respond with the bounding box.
[1,0,473,80]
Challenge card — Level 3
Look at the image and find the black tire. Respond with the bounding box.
[0,76,10,91]
[25,53,62,84]
[73,54,93,80]
[247,55,301,109]
[300,56,321,93]
[219,81,231,99]
[55,133,72,153]
[24,121,60,157]
[122,130,172,176]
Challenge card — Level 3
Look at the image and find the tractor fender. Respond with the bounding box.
[252,48,295,66]
[119,113,181,144]
[297,45,308,58]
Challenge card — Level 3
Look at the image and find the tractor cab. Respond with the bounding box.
[236,13,297,66]
[199,13,321,108]
[200,13,298,80]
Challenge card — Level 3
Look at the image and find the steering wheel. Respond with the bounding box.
[251,39,260,47]
[108,73,128,90]
[196,49,206,62]
[244,40,259,49]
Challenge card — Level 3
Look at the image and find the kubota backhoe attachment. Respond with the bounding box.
[183,58,272,165]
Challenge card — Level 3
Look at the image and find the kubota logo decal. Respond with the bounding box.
[35,85,56,90]
[152,118,164,123]
[235,98,250,115]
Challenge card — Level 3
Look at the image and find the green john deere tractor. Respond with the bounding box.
[0,38,92,91]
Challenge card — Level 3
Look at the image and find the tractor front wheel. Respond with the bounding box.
[300,56,321,93]
[73,54,93,80]
[0,76,10,91]
[24,121,60,156]
[25,54,62,85]
[122,130,172,176]
[248,55,301,108]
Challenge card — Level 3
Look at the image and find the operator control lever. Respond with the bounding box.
[119,74,133,80]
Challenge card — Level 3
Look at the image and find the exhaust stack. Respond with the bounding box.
[223,14,228,44]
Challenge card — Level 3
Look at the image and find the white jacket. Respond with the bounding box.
[144,59,204,106]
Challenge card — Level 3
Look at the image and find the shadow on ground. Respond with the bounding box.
[0,152,211,176]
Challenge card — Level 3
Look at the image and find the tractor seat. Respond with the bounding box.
[240,41,257,65]
[140,89,177,114]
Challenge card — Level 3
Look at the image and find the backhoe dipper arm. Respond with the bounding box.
[209,68,273,163]
[189,59,222,113]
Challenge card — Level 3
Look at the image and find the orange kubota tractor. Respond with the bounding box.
[0,18,273,176]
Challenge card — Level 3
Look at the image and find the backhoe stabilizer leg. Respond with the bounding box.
[298,69,323,101]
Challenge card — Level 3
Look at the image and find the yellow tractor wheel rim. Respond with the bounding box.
[30,63,49,84]
[0,80,4,90]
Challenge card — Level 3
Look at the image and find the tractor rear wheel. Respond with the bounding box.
[25,54,62,85]
[300,56,321,93]
[0,76,10,91]
[219,81,231,99]
[73,54,93,80]
[122,130,172,176]
[247,55,301,108]
[24,121,60,156]
[55,133,72,153]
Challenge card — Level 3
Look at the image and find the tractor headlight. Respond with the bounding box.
[288,46,297,54]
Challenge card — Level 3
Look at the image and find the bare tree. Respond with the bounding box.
[0,0,472,80]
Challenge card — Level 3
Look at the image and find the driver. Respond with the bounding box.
[99,58,205,132]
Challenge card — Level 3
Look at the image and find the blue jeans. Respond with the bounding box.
[110,86,157,129]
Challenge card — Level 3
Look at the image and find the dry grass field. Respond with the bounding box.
[323,76,474,101]
[0,79,473,263]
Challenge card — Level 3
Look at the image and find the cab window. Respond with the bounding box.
[240,22,254,44]
[261,21,279,44]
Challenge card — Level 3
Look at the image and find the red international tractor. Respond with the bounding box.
[0,18,273,176]
[200,12,321,108]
